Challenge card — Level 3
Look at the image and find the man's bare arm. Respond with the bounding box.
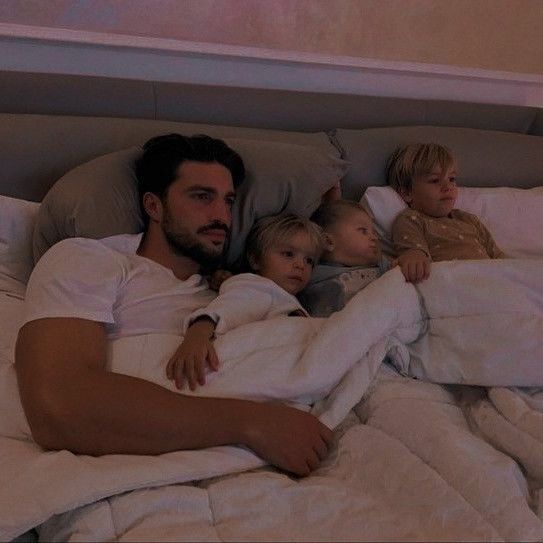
[15,318,332,475]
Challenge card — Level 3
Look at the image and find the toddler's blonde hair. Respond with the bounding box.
[386,143,456,194]
[245,214,324,271]
[310,199,369,232]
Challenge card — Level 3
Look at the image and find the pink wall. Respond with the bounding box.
[1,0,542,74]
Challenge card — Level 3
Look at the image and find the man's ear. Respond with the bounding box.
[399,187,413,205]
[142,192,163,223]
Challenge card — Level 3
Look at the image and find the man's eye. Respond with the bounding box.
[193,192,211,201]
[226,197,236,208]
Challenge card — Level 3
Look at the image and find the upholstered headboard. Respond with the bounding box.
[1,72,542,202]
[3,114,543,204]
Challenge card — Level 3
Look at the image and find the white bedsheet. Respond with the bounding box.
[2,259,543,541]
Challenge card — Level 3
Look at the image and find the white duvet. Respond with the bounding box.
[2,259,543,541]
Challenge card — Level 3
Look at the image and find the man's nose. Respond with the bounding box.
[210,199,231,225]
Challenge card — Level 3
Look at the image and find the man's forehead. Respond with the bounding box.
[175,160,234,188]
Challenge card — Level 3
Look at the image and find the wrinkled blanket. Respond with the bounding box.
[2,259,543,541]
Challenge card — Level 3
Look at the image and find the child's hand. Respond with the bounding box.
[397,249,431,283]
[166,319,219,391]
[209,269,233,291]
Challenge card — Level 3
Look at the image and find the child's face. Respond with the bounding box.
[325,210,380,267]
[401,165,458,218]
[255,230,317,295]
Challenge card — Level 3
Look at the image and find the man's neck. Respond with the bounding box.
[137,229,200,281]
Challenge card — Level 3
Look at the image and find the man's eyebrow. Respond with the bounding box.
[185,186,236,198]
[185,185,217,193]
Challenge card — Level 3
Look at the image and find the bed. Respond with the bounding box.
[2,88,543,542]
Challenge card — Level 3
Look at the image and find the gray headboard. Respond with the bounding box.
[2,72,542,202]
[2,71,542,135]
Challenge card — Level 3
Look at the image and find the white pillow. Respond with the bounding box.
[361,185,543,258]
[0,195,40,289]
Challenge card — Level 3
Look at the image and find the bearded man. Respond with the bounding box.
[15,134,332,477]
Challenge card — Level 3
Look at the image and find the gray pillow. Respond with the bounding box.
[33,139,348,266]
[332,126,543,200]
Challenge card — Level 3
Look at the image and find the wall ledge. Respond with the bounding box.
[1,23,542,107]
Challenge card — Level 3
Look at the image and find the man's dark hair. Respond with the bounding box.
[135,133,245,224]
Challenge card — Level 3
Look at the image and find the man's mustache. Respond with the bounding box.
[197,222,230,236]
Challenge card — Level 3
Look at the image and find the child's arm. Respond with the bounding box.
[166,316,219,391]
[391,212,431,283]
[167,275,274,390]
[188,274,274,334]
[396,250,431,283]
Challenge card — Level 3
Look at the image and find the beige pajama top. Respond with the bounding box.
[392,208,504,261]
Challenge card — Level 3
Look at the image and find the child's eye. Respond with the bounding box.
[358,228,368,234]
[449,177,457,184]
[281,251,294,258]
[429,178,439,184]
[305,257,315,266]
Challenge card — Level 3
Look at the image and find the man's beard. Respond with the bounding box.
[162,205,228,273]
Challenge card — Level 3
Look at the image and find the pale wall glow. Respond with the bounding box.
[0,0,542,74]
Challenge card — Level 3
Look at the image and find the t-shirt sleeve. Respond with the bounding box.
[391,211,430,258]
[185,274,273,334]
[23,238,125,326]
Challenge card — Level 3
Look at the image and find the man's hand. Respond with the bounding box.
[241,402,334,477]
[166,319,219,390]
[397,249,431,283]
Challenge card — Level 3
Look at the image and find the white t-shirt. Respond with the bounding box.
[187,273,308,334]
[23,234,216,340]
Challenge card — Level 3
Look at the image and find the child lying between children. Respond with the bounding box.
[387,142,504,283]
[299,199,393,317]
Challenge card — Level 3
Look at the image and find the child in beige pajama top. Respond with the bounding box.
[387,143,504,283]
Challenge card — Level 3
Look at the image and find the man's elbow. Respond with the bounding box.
[21,387,73,451]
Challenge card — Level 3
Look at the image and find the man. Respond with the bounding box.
[15,134,332,477]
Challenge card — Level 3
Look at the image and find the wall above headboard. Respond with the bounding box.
[1,19,542,135]
[1,21,543,110]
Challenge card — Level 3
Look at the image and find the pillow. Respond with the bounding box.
[361,185,543,258]
[32,147,144,262]
[0,195,40,291]
[33,140,348,266]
